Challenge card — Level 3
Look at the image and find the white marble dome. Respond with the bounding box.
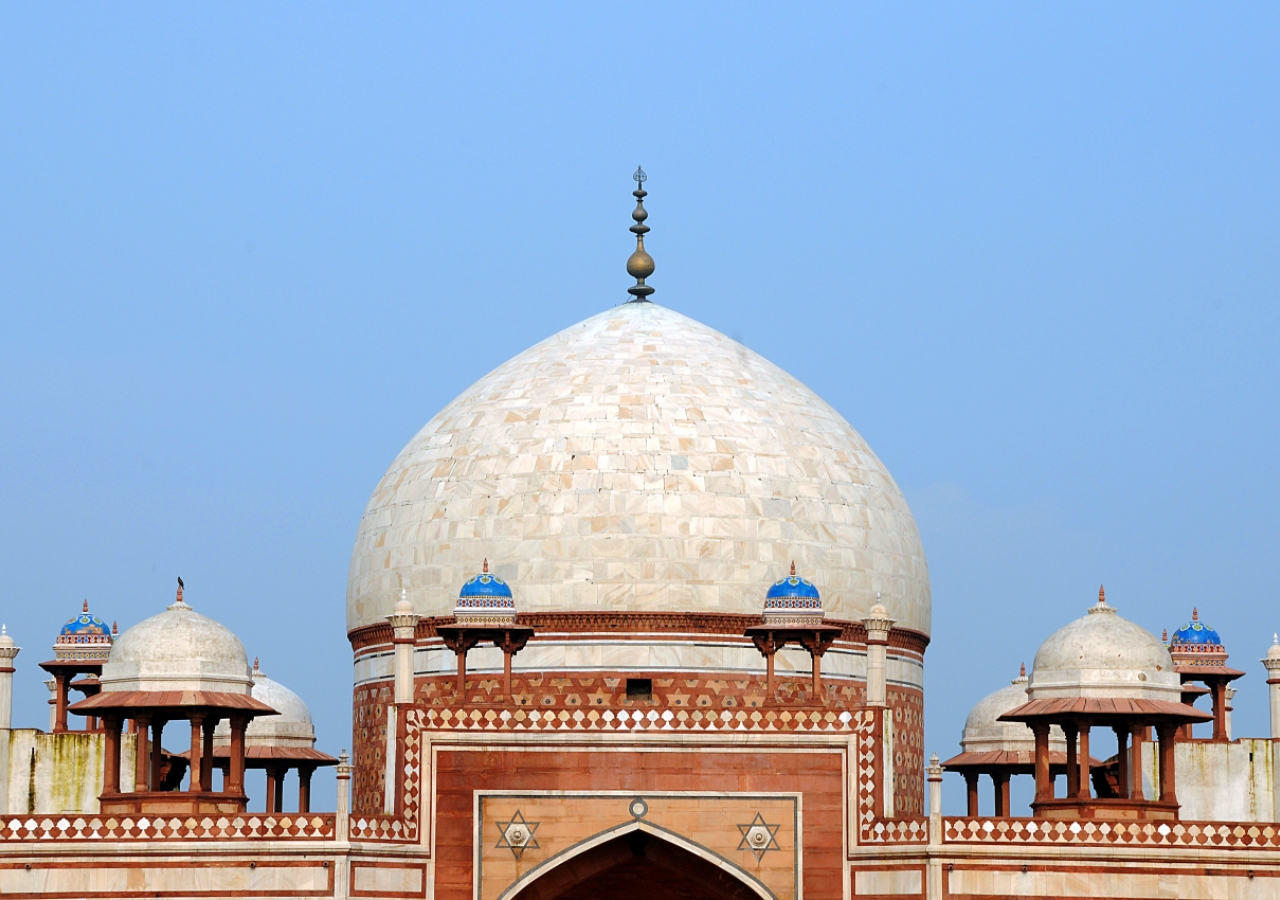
[347,302,930,635]
[102,592,252,695]
[216,664,315,747]
[962,670,1066,755]
[1027,590,1180,703]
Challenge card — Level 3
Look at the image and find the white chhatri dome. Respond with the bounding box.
[347,302,930,635]
[961,668,1066,755]
[216,662,316,748]
[1027,588,1180,703]
[102,589,252,695]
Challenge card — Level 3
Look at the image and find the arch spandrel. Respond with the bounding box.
[477,793,799,900]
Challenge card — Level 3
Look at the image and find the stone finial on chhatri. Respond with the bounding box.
[170,576,189,610]
[82,599,89,614]
[1088,584,1115,615]
[626,166,655,302]
[926,753,943,780]
[112,621,118,635]
[1019,662,1026,678]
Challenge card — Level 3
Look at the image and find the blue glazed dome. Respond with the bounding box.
[60,613,110,637]
[459,572,513,600]
[765,566,821,602]
[1170,608,1222,647]
[762,563,824,625]
[454,560,516,624]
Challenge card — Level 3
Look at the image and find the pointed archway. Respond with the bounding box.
[509,828,772,900]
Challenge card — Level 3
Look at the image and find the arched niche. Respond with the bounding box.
[503,823,775,900]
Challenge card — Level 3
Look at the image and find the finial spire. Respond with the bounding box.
[483,558,489,574]
[1098,585,1106,605]
[790,561,796,577]
[82,599,89,614]
[1020,662,1026,678]
[112,621,118,635]
[1192,607,1199,621]
[626,167,655,302]
[1163,628,1169,642]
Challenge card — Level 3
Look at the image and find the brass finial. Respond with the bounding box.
[626,167,654,302]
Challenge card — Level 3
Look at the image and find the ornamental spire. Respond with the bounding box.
[626,167,654,302]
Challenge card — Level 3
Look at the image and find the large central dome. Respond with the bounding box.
[346,302,930,635]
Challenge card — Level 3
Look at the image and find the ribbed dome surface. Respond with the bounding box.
[347,302,930,634]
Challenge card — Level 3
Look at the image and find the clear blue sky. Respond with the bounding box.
[2,4,1276,813]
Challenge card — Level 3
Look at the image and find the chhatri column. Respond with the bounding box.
[1113,724,1130,799]
[863,597,894,708]
[0,627,19,730]
[964,771,979,816]
[1063,722,1079,798]
[1156,722,1178,805]
[1076,722,1092,800]
[102,716,122,795]
[1032,723,1052,805]
[298,764,315,814]
[1129,723,1147,800]
[188,714,206,792]
[133,713,152,791]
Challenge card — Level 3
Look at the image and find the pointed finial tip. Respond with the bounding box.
[1192,606,1199,621]
[790,560,796,577]
[2,625,6,636]
[1163,628,1169,642]
[1098,585,1106,604]
[83,599,89,613]
[1274,633,1278,645]
[1020,662,1026,677]
[633,165,647,184]
[112,621,118,635]
[483,558,489,574]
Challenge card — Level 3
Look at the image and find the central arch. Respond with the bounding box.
[506,825,775,900]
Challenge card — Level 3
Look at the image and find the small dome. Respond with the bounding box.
[454,560,517,625]
[762,563,824,626]
[216,661,315,748]
[1169,608,1223,648]
[54,601,113,662]
[102,586,252,695]
[1027,588,1180,703]
[961,667,1068,755]
[60,614,109,637]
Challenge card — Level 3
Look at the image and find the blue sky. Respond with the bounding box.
[1,4,1276,813]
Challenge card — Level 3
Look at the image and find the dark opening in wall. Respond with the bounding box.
[626,678,652,700]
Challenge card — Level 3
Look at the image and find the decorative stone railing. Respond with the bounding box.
[944,817,1280,848]
[0,813,333,841]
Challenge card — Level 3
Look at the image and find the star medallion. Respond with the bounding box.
[737,812,781,861]
[495,810,540,860]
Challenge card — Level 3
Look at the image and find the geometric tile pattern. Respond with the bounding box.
[0,814,333,841]
[350,707,425,843]
[944,818,1280,848]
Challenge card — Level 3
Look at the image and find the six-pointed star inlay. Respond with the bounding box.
[495,810,540,860]
[737,812,782,860]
